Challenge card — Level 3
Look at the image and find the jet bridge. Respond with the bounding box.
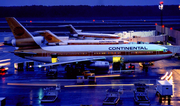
[164,45,180,55]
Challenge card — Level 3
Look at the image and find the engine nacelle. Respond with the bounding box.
[47,42,67,46]
[11,36,44,47]
[76,30,82,33]
[72,34,78,37]
[88,61,109,69]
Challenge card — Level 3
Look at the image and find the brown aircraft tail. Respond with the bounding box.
[5,17,41,49]
[36,30,62,43]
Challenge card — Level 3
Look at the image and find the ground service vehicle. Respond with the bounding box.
[82,71,95,78]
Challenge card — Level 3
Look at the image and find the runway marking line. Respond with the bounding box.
[64,84,154,87]
[7,83,57,86]
[7,83,154,87]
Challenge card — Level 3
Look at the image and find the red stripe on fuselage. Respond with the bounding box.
[16,50,172,57]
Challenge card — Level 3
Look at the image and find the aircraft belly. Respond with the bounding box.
[24,54,172,64]
[123,54,172,62]
[57,56,105,62]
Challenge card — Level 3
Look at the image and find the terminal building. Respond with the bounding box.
[156,25,180,45]
[127,25,180,56]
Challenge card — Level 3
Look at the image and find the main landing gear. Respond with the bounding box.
[65,64,85,78]
[139,62,151,72]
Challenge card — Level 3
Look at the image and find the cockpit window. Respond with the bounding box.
[163,49,169,52]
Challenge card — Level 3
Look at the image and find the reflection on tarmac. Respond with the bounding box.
[0,62,10,67]
[2,58,180,105]
[7,83,57,86]
[0,59,10,63]
[64,84,154,88]
[96,74,120,78]
[0,33,180,105]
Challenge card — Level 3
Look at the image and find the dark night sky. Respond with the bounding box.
[0,0,179,6]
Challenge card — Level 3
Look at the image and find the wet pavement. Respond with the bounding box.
[0,58,180,106]
[0,32,180,106]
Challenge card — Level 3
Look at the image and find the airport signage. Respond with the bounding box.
[109,46,148,50]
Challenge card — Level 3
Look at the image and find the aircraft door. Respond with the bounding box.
[51,53,58,63]
[113,57,121,63]
[156,51,159,55]
[112,57,121,70]
[89,51,93,56]
[126,51,130,55]
[42,51,46,57]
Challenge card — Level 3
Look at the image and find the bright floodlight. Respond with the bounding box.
[159,1,163,10]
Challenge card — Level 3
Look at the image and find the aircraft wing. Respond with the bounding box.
[3,51,37,55]
[36,57,106,67]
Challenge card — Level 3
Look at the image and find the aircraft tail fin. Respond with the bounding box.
[5,17,41,49]
[36,30,62,43]
[6,17,34,39]
[66,24,78,34]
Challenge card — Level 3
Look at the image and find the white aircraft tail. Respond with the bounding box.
[66,24,78,34]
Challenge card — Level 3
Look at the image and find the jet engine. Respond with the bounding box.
[72,34,78,37]
[11,36,44,47]
[88,61,109,69]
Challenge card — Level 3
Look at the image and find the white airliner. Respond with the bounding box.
[6,17,172,68]
[66,24,121,39]
[35,30,128,46]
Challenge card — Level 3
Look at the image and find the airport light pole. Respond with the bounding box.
[159,1,163,34]
[129,31,134,41]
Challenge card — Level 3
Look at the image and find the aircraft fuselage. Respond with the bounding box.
[15,44,172,63]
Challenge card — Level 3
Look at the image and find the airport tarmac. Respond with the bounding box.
[0,58,180,106]
[0,34,179,106]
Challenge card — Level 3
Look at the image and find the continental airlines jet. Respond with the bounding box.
[35,30,128,45]
[66,24,121,39]
[6,17,172,68]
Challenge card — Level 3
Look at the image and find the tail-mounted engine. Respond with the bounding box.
[11,36,44,47]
